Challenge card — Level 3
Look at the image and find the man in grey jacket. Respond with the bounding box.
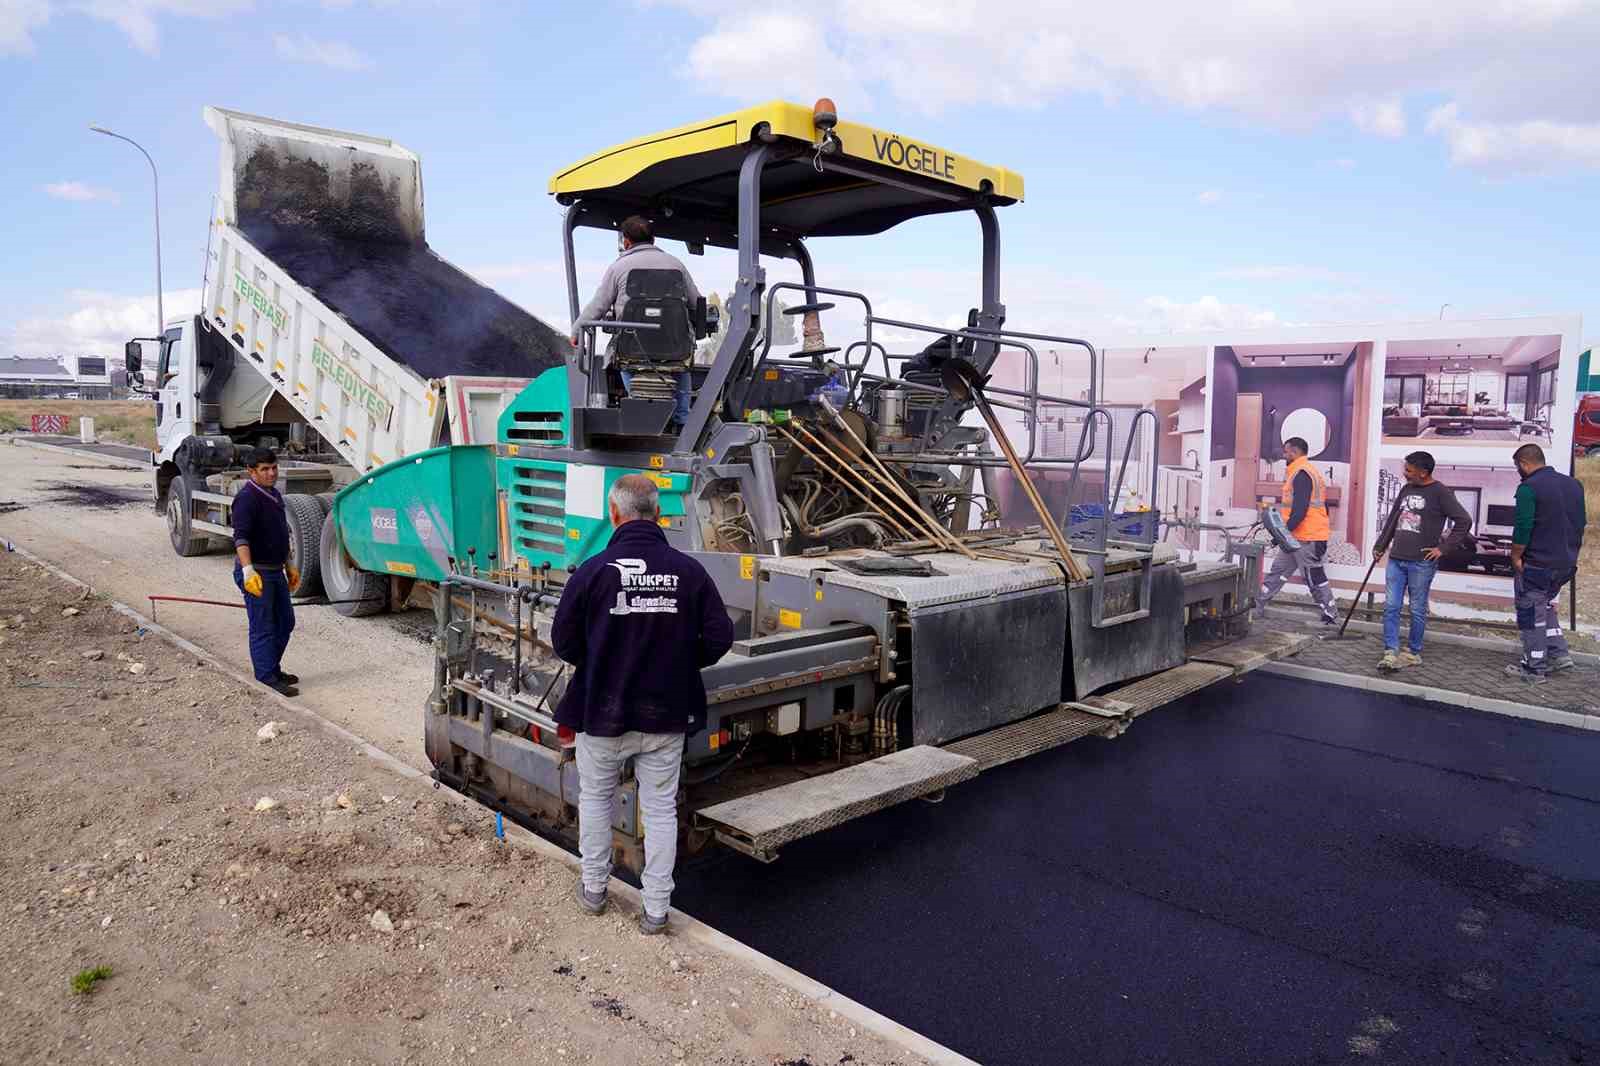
[574,216,702,428]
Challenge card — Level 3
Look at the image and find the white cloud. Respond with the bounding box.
[1332,158,1357,170]
[1196,188,1223,206]
[42,181,119,203]
[1125,295,1282,333]
[3,288,201,356]
[0,0,50,54]
[6,0,249,56]
[1425,103,1600,173]
[673,2,1600,172]
[273,32,374,72]
[1350,99,1406,139]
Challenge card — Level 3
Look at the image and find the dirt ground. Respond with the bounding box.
[0,550,922,1066]
[0,442,441,771]
[0,399,157,449]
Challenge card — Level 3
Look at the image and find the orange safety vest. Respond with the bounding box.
[1279,456,1330,542]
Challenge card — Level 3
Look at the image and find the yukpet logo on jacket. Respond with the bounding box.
[607,558,680,615]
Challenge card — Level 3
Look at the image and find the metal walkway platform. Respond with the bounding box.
[695,745,980,861]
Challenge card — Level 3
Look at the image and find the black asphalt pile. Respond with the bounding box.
[236,146,568,382]
[678,675,1600,1065]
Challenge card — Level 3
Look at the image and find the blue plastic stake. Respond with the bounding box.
[495,811,505,840]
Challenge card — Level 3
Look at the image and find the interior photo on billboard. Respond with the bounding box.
[1370,456,1526,602]
[1381,334,1560,447]
[1206,341,1377,565]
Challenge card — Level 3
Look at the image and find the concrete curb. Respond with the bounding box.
[2,539,978,1066]
[8,435,150,471]
[1260,661,1600,733]
[1264,606,1600,666]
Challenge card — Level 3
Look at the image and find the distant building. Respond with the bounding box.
[0,355,117,398]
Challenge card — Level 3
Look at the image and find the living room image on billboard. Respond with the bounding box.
[1382,334,1560,448]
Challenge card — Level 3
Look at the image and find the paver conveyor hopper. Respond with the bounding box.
[329,100,1306,868]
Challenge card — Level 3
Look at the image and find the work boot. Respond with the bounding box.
[638,909,669,936]
[1398,651,1423,668]
[266,678,298,697]
[1377,650,1400,671]
[276,670,300,685]
[574,880,607,916]
[1503,662,1548,685]
[1548,655,1576,673]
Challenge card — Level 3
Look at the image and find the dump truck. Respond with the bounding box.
[125,106,568,613]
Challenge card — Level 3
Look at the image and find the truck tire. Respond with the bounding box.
[315,492,336,518]
[165,475,209,557]
[283,494,325,598]
[319,509,387,617]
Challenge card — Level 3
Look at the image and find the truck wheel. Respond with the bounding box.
[283,494,325,597]
[319,509,387,617]
[165,475,209,557]
[315,492,337,518]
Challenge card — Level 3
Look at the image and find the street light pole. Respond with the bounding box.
[89,125,163,338]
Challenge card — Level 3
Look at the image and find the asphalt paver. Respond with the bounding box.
[676,674,1600,1065]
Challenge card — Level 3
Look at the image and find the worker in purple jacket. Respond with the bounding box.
[552,473,733,934]
[231,447,301,696]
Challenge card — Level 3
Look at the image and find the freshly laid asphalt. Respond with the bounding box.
[676,675,1600,1065]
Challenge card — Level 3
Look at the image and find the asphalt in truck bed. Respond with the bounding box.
[675,675,1600,1065]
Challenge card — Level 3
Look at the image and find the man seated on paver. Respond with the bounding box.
[1372,450,1473,671]
[551,474,733,934]
[1506,443,1586,684]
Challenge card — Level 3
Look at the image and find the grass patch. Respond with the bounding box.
[70,965,113,995]
[0,399,155,450]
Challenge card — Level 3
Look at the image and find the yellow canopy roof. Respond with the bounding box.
[548,101,1023,240]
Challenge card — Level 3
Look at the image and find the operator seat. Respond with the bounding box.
[602,269,713,432]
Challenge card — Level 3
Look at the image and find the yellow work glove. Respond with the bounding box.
[287,564,301,594]
[241,564,263,597]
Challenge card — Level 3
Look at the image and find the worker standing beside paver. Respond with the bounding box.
[231,446,301,696]
[1372,450,1473,671]
[552,474,733,934]
[1259,436,1339,626]
[1506,443,1586,684]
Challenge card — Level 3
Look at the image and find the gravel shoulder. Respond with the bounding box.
[0,550,923,1065]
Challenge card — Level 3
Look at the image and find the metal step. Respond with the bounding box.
[694,746,979,861]
[1189,630,1311,675]
[943,706,1113,771]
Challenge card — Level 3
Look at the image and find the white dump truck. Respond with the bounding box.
[128,106,568,613]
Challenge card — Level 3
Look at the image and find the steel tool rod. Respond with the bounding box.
[812,423,976,559]
[942,362,1088,580]
[773,423,918,541]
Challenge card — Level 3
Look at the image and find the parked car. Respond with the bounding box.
[1575,394,1600,458]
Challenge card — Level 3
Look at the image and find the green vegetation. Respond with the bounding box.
[0,400,156,450]
[70,965,113,995]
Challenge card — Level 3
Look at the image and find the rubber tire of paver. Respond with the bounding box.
[283,493,325,598]
[166,475,210,557]
[318,509,388,617]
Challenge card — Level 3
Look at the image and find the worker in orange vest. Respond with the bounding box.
[1257,436,1339,625]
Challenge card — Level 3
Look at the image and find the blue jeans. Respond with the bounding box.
[620,370,691,427]
[1383,558,1437,653]
[234,564,294,682]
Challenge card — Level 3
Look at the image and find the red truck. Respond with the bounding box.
[1576,394,1600,458]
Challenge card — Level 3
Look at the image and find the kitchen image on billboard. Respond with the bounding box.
[1205,341,1378,566]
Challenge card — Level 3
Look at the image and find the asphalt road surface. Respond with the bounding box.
[676,675,1600,1065]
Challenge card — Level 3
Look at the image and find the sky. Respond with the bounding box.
[2,0,1596,361]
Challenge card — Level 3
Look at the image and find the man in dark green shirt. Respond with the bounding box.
[1506,443,1586,683]
[1372,451,1472,670]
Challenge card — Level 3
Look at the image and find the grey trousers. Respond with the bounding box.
[1513,565,1573,674]
[575,731,684,917]
[1261,540,1337,619]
